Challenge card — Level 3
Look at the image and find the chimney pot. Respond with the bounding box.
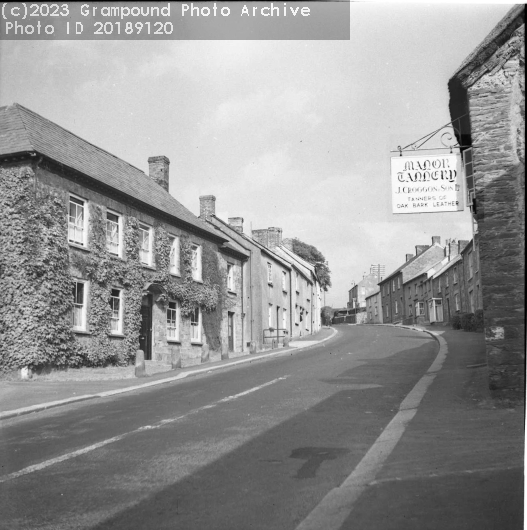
[406,253,414,262]
[199,195,216,220]
[415,245,429,256]
[267,227,282,248]
[228,217,244,233]
[431,236,441,245]
[148,156,170,192]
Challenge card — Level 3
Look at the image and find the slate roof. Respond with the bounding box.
[274,245,316,282]
[0,103,224,242]
[431,254,462,279]
[405,259,444,284]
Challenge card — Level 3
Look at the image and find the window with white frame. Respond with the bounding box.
[169,236,180,275]
[68,195,88,247]
[109,288,123,334]
[438,277,442,293]
[295,305,299,325]
[385,305,389,317]
[191,244,202,281]
[416,301,425,316]
[267,263,273,284]
[446,274,449,287]
[166,300,180,341]
[72,280,88,331]
[190,306,201,342]
[227,263,234,291]
[282,308,287,330]
[453,266,458,284]
[469,290,474,313]
[106,211,121,256]
[139,223,153,265]
[374,306,378,316]
[392,280,395,292]
[454,293,460,311]
[395,300,399,314]
[295,272,299,292]
[282,271,287,291]
[397,277,401,289]
[268,304,273,327]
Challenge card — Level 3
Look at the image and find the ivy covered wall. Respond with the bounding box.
[0,161,228,372]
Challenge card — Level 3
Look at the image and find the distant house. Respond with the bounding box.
[379,237,444,324]
[348,273,380,311]
[365,289,382,324]
[0,103,240,372]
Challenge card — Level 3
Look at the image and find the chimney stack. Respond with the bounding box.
[459,240,470,253]
[252,229,269,248]
[199,195,216,220]
[148,156,170,192]
[415,245,429,256]
[431,236,441,246]
[267,227,282,249]
[228,217,244,233]
[406,253,414,262]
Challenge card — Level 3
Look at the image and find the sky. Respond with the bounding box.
[0,1,516,307]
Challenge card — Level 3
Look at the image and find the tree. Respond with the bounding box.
[321,306,335,326]
[290,238,332,291]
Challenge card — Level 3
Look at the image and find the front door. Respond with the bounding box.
[227,312,234,352]
[139,295,152,360]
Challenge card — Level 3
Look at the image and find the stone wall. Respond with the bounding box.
[466,26,525,400]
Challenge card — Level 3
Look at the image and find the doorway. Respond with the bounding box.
[139,295,153,360]
[228,312,234,352]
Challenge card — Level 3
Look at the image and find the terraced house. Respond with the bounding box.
[0,103,248,373]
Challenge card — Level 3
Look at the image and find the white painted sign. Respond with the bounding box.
[391,154,463,214]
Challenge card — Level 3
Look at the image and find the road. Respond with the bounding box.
[0,325,439,529]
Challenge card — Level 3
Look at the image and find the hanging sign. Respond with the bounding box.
[391,154,463,214]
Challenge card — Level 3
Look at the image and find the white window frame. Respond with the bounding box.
[453,266,458,284]
[282,271,287,291]
[455,293,460,311]
[295,305,300,326]
[282,308,287,330]
[374,306,378,316]
[191,244,202,282]
[397,277,401,289]
[468,251,474,278]
[268,304,273,328]
[438,277,442,293]
[416,301,425,316]
[139,223,153,266]
[169,236,180,276]
[267,262,273,284]
[72,279,88,331]
[190,306,202,343]
[106,210,122,256]
[227,263,234,291]
[446,274,449,288]
[109,288,123,335]
[395,300,399,314]
[295,272,299,292]
[166,300,180,342]
[392,280,395,292]
[68,194,88,247]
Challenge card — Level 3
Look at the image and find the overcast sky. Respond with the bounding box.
[0,2,515,306]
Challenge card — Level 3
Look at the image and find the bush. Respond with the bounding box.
[451,315,462,330]
[461,312,476,332]
[474,309,485,332]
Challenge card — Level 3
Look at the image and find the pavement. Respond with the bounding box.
[0,327,337,420]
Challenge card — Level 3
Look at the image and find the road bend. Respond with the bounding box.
[0,325,438,530]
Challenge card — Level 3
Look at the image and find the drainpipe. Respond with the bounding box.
[241,259,244,352]
[289,268,293,338]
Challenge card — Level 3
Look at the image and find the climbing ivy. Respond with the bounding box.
[0,166,78,372]
[1,164,223,372]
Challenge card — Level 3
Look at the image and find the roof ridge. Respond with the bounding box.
[13,103,146,176]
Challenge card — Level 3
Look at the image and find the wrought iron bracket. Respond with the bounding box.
[392,115,469,156]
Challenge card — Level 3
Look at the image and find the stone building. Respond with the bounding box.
[379,237,443,324]
[448,5,524,400]
[348,273,380,311]
[252,227,322,339]
[0,103,243,372]
[365,289,382,324]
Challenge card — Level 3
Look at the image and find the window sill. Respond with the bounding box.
[282,290,288,294]
[142,264,156,271]
[268,282,273,287]
[228,290,237,296]
[193,278,203,284]
[69,242,89,252]
[109,333,125,338]
[167,339,181,344]
[190,341,203,346]
[73,329,91,335]
[109,253,125,261]
[170,272,181,278]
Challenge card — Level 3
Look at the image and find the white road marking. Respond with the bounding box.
[0,376,288,483]
[295,332,447,530]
